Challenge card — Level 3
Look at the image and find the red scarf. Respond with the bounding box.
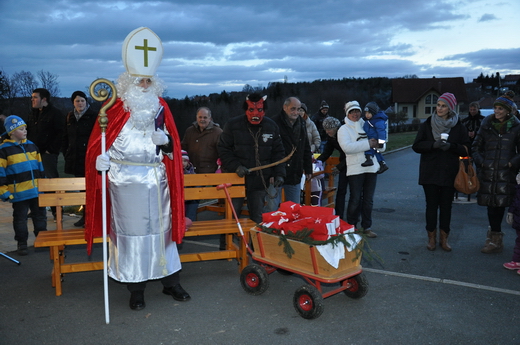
[84,98,185,254]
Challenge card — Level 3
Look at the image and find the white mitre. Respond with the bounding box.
[122,27,163,78]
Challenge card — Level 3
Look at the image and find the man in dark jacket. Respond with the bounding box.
[218,93,286,223]
[311,100,330,152]
[273,97,312,204]
[27,88,65,219]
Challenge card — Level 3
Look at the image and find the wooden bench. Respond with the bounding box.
[35,173,256,296]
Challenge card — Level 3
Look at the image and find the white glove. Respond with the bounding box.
[96,153,110,172]
[152,129,169,146]
[507,212,514,225]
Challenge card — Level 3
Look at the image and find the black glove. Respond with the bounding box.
[235,165,250,178]
[433,139,443,149]
[273,176,284,187]
[439,142,451,151]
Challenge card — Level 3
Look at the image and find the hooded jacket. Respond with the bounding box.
[472,115,520,207]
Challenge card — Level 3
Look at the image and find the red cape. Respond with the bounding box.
[84,98,185,254]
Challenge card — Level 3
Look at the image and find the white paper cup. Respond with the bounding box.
[440,133,449,141]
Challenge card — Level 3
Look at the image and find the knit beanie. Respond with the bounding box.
[438,93,457,112]
[300,103,308,113]
[181,150,190,162]
[364,102,379,116]
[4,115,26,135]
[494,91,516,113]
[322,116,341,130]
[319,100,329,110]
[344,101,361,114]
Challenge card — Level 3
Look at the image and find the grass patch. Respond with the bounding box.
[387,131,417,151]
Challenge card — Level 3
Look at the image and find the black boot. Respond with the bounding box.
[377,162,389,174]
[129,290,145,310]
[361,154,374,167]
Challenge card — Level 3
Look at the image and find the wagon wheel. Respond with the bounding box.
[240,264,269,295]
[293,285,324,319]
[343,273,369,299]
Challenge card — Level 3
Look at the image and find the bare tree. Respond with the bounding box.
[13,70,39,98]
[37,70,60,97]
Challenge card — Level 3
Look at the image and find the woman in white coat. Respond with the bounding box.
[338,101,379,237]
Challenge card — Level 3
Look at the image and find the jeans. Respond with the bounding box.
[422,184,454,232]
[347,173,377,229]
[12,197,47,243]
[275,183,301,205]
[487,206,506,233]
[42,152,59,216]
[185,200,199,222]
[231,189,273,224]
[335,168,348,219]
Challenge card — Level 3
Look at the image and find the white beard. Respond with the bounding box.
[122,84,160,131]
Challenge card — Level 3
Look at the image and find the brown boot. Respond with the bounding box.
[439,229,452,252]
[426,229,436,251]
[481,231,504,253]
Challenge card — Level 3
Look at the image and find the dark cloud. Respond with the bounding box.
[0,0,518,98]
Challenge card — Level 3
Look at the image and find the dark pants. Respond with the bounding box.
[513,227,520,262]
[487,206,506,233]
[127,271,180,292]
[12,198,47,243]
[232,189,270,224]
[185,200,199,222]
[334,169,348,220]
[347,173,377,229]
[422,184,454,233]
[42,152,59,216]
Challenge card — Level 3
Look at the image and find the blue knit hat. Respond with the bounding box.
[4,115,26,135]
[494,91,515,113]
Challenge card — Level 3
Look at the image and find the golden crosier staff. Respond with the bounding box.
[89,78,117,325]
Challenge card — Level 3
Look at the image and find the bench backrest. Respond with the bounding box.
[303,156,340,207]
[38,173,247,227]
[184,173,246,220]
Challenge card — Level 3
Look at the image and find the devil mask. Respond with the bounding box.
[245,95,267,125]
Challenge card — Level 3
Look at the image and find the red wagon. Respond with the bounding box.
[240,227,368,319]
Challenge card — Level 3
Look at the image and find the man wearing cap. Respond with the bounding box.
[0,116,46,255]
[85,27,189,311]
[311,100,331,152]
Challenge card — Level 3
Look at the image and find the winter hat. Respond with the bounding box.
[364,102,379,116]
[319,100,329,110]
[181,150,190,162]
[344,101,361,114]
[494,91,516,113]
[300,103,308,113]
[4,115,26,135]
[322,116,341,130]
[438,93,457,112]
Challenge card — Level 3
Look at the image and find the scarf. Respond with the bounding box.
[492,115,514,135]
[431,111,459,140]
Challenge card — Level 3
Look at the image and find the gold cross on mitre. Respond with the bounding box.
[122,27,163,78]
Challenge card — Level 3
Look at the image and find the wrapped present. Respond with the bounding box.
[337,219,355,235]
[262,211,291,227]
[299,205,335,218]
[278,201,301,219]
[281,217,314,234]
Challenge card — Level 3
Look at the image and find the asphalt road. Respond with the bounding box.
[0,147,518,345]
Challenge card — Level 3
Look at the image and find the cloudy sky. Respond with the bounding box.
[1,0,519,99]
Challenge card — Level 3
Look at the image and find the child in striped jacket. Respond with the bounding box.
[0,115,46,255]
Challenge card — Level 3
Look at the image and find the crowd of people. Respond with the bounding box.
[1,27,519,311]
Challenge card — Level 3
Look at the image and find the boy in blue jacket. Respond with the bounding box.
[0,116,46,255]
[361,102,389,174]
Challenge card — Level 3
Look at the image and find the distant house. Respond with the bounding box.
[391,77,468,120]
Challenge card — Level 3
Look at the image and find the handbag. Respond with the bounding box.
[454,146,480,195]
